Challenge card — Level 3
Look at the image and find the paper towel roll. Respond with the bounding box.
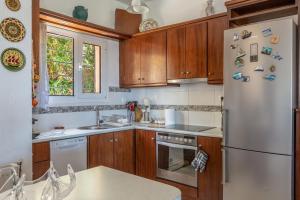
[165,109,175,125]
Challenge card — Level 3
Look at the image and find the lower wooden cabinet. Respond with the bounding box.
[198,136,223,200]
[32,142,50,180]
[88,130,135,174]
[135,129,156,179]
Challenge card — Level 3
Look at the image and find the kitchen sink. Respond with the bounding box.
[78,124,115,130]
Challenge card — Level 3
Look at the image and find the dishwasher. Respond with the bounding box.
[50,137,87,176]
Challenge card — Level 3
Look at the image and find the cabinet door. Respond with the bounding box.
[114,130,135,174]
[186,22,208,79]
[136,129,156,180]
[33,142,50,163]
[198,136,222,200]
[88,133,114,168]
[119,38,141,87]
[207,16,228,84]
[167,26,186,80]
[140,31,167,85]
[33,161,50,180]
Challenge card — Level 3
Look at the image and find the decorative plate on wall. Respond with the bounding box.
[5,0,21,11]
[1,48,26,72]
[0,18,26,42]
[139,18,158,32]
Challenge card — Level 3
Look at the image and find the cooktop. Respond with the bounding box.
[164,124,215,132]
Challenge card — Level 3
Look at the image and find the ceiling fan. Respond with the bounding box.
[126,0,150,14]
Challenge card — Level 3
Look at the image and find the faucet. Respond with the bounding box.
[96,109,101,126]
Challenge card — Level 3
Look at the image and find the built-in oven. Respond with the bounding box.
[156,132,198,187]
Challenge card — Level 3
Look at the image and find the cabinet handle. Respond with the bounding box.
[151,137,155,141]
[186,71,191,74]
[181,72,185,74]
[141,78,145,80]
[208,72,214,76]
[109,139,113,143]
[115,138,118,142]
[138,78,141,80]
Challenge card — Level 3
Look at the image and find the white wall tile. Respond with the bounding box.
[188,112,215,127]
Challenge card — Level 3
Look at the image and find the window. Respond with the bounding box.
[81,43,101,94]
[47,33,74,96]
[45,26,106,104]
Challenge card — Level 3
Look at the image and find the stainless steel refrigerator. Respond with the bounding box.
[223,18,296,200]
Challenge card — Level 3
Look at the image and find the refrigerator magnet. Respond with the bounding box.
[241,76,250,82]
[254,66,264,72]
[236,48,246,58]
[272,52,283,61]
[261,47,272,55]
[262,28,272,37]
[250,43,258,62]
[233,33,239,41]
[241,30,252,39]
[230,44,237,49]
[264,74,276,81]
[235,57,244,68]
[232,72,243,80]
[269,65,276,72]
[270,35,280,44]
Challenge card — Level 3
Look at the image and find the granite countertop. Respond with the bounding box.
[32,123,223,143]
[0,167,181,200]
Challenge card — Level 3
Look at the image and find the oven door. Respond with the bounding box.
[156,141,198,187]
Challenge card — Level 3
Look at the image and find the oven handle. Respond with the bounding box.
[156,141,198,151]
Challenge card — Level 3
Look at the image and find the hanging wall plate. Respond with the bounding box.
[270,35,280,44]
[1,48,26,72]
[254,66,264,72]
[5,0,21,11]
[261,47,272,55]
[139,19,158,32]
[0,18,26,42]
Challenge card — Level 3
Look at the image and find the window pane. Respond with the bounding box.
[82,43,101,94]
[47,33,74,96]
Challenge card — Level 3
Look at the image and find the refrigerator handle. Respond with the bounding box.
[222,109,229,146]
[222,148,229,184]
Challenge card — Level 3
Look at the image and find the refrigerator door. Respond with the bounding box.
[223,19,296,155]
[223,147,292,200]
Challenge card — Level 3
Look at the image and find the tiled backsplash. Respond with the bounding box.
[33,83,224,132]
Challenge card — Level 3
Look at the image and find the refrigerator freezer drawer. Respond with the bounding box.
[223,147,292,200]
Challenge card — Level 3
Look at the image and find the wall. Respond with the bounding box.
[146,0,227,26]
[131,84,223,127]
[40,0,127,28]
[0,0,32,178]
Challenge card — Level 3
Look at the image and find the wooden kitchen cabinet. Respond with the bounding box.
[32,142,50,180]
[198,136,222,200]
[140,31,167,85]
[88,130,135,174]
[120,31,167,88]
[119,38,141,87]
[185,21,208,79]
[135,129,156,180]
[167,26,186,80]
[207,16,228,84]
[88,133,114,169]
[167,22,208,80]
[114,130,136,174]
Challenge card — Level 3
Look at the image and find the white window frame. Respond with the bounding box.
[46,26,109,106]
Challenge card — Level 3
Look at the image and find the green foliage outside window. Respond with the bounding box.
[47,34,74,96]
[82,43,96,93]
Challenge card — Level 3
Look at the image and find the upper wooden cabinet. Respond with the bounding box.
[119,13,227,87]
[136,129,156,180]
[207,16,228,84]
[88,130,135,174]
[119,38,141,87]
[167,26,186,80]
[186,22,208,79]
[167,22,208,80]
[120,31,167,88]
[140,32,167,85]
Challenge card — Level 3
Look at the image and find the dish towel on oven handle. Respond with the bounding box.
[191,150,208,173]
